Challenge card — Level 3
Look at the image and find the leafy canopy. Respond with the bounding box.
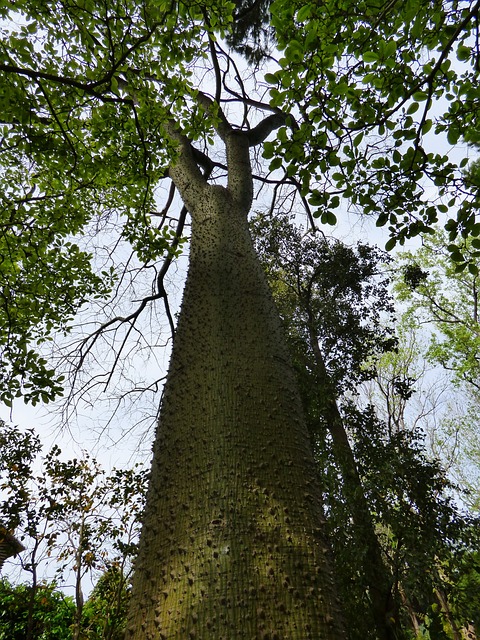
[267,0,480,245]
[1,0,480,407]
[0,0,235,404]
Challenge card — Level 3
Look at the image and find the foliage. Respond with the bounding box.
[0,567,133,640]
[394,227,480,510]
[226,0,274,61]
[397,227,480,391]
[325,403,475,638]
[267,0,480,252]
[0,579,75,640]
[0,420,147,590]
[81,566,130,640]
[0,420,41,530]
[0,0,235,404]
[448,549,480,633]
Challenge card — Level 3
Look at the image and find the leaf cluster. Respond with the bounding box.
[266,0,480,245]
[0,579,75,640]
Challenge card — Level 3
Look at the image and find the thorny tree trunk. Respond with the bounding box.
[125,120,346,638]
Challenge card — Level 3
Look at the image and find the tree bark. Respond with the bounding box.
[125,124,345,638]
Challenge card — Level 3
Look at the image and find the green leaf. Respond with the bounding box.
[296,5,312,22]
[264,73,278,84]
[422,119,433,135]
[412,91,428,102]
[353,131,364,147]
[385,237,397,251]
[362,51,379,63]
[457,45,471,62]
[269,156,283,171]
[447,127,460,145]
[467,262,478,276]
[321,210,337,225]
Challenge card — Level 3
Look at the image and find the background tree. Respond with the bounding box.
[252,213,479,639]
[395,227,480,511]
[0,420,146,639]
[0,579,75,640]
[0,566,131,640]
[355,315,480,639]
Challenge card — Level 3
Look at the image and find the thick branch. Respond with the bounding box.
[246,112,289,146]
[225,131,253,211]
[196,91,232,141]
[163,121,210,213]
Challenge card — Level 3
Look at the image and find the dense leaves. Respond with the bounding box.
[0,579,75,640]
[0,569,132,640]
[395,227,480,512]
[397,228,480,392]
[267,0,480,246]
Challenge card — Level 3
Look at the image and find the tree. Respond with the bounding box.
[2,1,480,637]
[251,213,480,639]
[0,579,75,640]
[395,228,480,511]
[0,421,146,639]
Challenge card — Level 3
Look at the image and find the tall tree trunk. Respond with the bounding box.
[306,325,397,640]
[125,122,346,638]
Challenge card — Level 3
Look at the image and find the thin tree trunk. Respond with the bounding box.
[126,122,346,638]
[398,586,421,637]
[305,317,397,640]
[435,587,462,640]
[26,538,40,640]
[72,515,85,640]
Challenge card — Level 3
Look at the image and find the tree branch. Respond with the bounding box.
[162,120,210,211]
[195,91,232,141]
[246,112,289,147]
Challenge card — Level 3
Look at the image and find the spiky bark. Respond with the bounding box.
[125,118,345,639]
